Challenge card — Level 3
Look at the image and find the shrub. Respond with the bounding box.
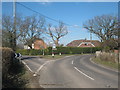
[17,49,50,55]
[16,47,102,55]
[16,49,30,55]
[2,47,27,88]
[99,52,117,63]
[56,47,99,54]
[56,47,102,54]
[2,47,14,77]
[103,46,111,52]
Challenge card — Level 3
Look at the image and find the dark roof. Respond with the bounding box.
[66,39,101,47]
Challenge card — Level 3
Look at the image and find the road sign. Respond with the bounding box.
[52,44,57,50]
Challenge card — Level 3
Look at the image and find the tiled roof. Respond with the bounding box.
[66,39,101,47]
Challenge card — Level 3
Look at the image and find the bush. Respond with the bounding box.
[2,47,14,77]
[103,46,111,52]
[56,47,102,54]
[99,52,117,63]
[16,49,47,55]
[101,39,118,51]
[2,47,27,88]
[17,47,102,55]
[16,49,30,55]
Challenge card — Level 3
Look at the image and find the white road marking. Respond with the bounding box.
[22,61,34,73]
[65,55,74,58]
[33,61,50,76]
[34,55,75,76]
[65,56,70,57]
[37,61,49,72]
[23,55,75,76]
[74,67,94,80]
[72,60,74,64]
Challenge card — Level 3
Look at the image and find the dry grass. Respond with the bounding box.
[96,52,119,63]
[92,57,119,70]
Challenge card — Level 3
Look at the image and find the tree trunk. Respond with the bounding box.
[55,40,59,46]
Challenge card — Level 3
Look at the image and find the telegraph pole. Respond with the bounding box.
[90,32,92,54]
[90,26,93,54]
[90,33,92,41]
[13,0,16,51]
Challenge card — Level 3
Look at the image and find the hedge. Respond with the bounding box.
[2,47,26,88]
[54,47,102,54]
[2,47,14,77]
[16,49,50,55]
[16,47,102,55]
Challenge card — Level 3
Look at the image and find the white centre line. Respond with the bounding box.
[72,60,74,64]
[36,61,49,72]
[74,67,94,80]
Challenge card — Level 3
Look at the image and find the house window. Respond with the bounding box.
[85,42,88,45]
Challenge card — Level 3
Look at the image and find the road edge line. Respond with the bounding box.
[22,61,34,73]
[72,60,74,64]
[74,67,94,80]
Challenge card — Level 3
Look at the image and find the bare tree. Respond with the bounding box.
[45,22,68,46]
[19,15,46,49]
[2,15,45,49]
[2,16,13,48]
[83,15,118,42]
[2,15,23,50]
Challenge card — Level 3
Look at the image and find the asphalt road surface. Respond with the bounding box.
[22,55,118,88]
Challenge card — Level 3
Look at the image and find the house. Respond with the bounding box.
[67,39,101,47]
[34,39,47,49]
[24,39,47,49]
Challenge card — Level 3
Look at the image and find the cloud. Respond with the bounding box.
[39,2,51,5]
[73,25,80,28]
[67,25,80,29]
[37,0,52,5]
[41,2,47,5]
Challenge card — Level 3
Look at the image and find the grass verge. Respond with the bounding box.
[92,57,119,70]
[38,54,81,60]
[23,68,41,88]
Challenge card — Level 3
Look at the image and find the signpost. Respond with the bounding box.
[52,44,57,58]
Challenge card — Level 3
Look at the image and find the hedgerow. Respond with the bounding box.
[16,47,102,55]
[2,47,27,88]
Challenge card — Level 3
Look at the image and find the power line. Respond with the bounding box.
[16,2,72,26]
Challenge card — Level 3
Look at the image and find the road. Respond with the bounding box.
[22,55,118,88]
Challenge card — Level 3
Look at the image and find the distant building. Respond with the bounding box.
[24,39,47,49]
[34,39,47,49]
[24,45,30,49]
[67,39,101,47]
